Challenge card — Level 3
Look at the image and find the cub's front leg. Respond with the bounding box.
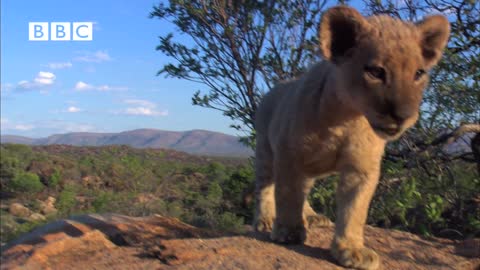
[270,157,309,244]
[331,160,381,270]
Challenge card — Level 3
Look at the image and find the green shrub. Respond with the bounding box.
[206,182,223,205]
[121,155,142,172]
[167,201,184,218]
[56,187,77,215]
[150,199,168,214]
[216,212,244,232]
[9,172,44,193]
[92,191,116,213]
[3,219,48,243]
[0,210,19,243]
[222,165,255,222]
[0,157,20,180]
[424,194,445,223]
[206,162,228,181]
[309,176,338,220]
[223,165,254,199]
[48,169,61,188]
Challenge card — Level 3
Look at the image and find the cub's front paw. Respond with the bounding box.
[304,214,334,228]
[270,223,306,244]
[254,215,274,232]
[331,244,380,270]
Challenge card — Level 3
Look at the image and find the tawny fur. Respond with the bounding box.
[254,6,450,270]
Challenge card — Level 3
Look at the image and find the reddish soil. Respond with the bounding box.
[1,214,478,270]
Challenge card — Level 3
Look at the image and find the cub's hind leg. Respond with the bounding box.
[253,135,275,232]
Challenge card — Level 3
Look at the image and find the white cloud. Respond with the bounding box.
[74,50,112,63]
[56,122,95,132]
[1,118,35,131]
[17,80,33,89]
[1,118,98,135]
[13,124,35,131]
[124,107,168,116]
[34,71,56,85]
[37,120,96,133]
[44,62,72,69]
[124,99,156,108]
[97,85,128,91]
[74,81,127,92]
[17,71,56,90]
[67,106,81,113]
[120,99,168,117]
[74,81,94,91]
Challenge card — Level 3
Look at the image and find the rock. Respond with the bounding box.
[28,213,46,222]
[456,238,480,258]
[43,206,58,215]
[75,196,87,204]
[1,214,479,270]
[37,196,58,215]
[192,172,206,179]
[81,175,102,188]
[45,196,56,206]
[9,203,31,218]
[135,193,157,204]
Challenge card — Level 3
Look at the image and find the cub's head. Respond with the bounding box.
[319,6,450,140]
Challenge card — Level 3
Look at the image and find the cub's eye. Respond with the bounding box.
[414,69,426,81]
[364,65,386,82]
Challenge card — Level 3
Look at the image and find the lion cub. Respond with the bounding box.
[254,6,449,270]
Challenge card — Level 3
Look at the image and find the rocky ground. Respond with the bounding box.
[1,214,479,270]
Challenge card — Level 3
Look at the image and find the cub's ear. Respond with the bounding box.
[319,6,369,62]
[416,15,450,68]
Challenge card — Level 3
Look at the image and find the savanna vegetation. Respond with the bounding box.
[0,144,254,244]
[1,141,478,246]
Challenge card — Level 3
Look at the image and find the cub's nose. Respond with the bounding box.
[386,104,412,126]
[384,100,413,126]
[381,123,399,136]
[391,112,407,125]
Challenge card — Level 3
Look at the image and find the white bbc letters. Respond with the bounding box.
[29,22,93,41]
[50,22,71,41]
[29,22,49,41]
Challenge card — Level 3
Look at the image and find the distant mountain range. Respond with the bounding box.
[0,129,253,157]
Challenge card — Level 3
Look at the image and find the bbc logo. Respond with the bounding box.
[29,22,93,41]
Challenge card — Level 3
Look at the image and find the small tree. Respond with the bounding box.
[56,187,77,215]
[48,169,61,188]
[151,0,328,147]
[10,172,44,193]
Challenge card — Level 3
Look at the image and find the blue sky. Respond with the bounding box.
[1,0,234,137]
